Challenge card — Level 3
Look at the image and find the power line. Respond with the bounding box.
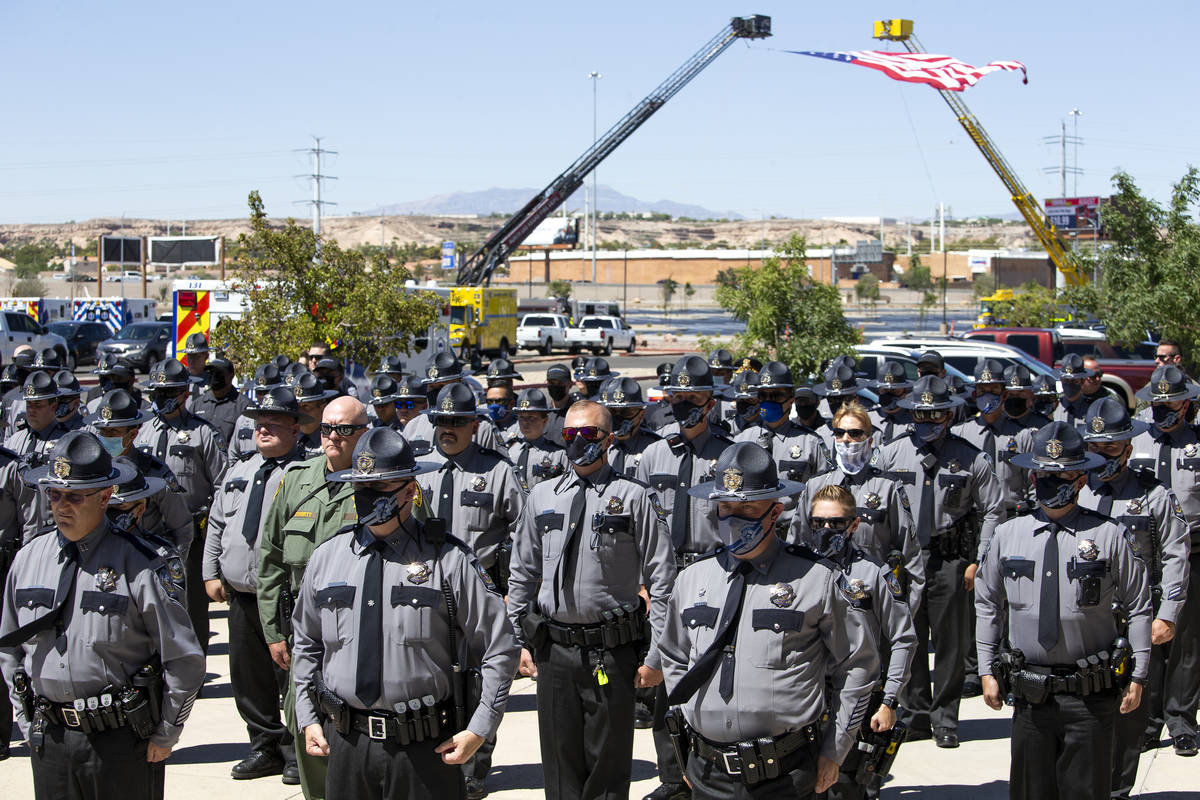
[1042,120,1082,197]
[295,136,337,235]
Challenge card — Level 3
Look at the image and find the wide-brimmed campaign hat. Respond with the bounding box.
[327,427,438,483]
[972,359,1006,387]
[515,387,553,413]
[108,457,167,504]
[142,359,192,390]
[600,377,648,409]
[395,375,427,401]
[575,356,618,383]
[1055,353,1095,381]
[244,386,314,424]
[1011,421,1106,472]
[367,374,401,406]
[1135,365,1200,404]
[897,375,964,412]
[422,352,472,385]
[1078,396,1150,443]
[31,348,63,373]
[755,361,795,391]
[867,361,912,392]
[292,371,339,404]
[688,441,804,502]
[181,332,210,355]
[21,371,60,402]
[27,430,137,490]
[85,389,149,428]
[813,364,860,398]
[485,358,523,383]
[93,353,134,379]
[426,383,479,418]
[375,355,406,377]
[1003,364,1034,391]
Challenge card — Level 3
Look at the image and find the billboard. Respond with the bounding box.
[101,236,142,265]
[441,241,456,271]
[1045,196,1107,232]
[523,217,580,248]
[148,236,220,266]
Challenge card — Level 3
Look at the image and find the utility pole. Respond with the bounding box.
[1042,121,1081,198]
[296,136,338,237]
[588,71,602,284]
[1069,108,1083,196]
[939,202,945,253]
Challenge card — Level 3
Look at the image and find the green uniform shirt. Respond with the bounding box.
[256,454,358,644]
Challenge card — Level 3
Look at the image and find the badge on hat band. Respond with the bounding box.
[883,373,896,384]
[519,399,531,409]
[722,467,743,492]
[677,373,691,388]
[613,390,626,403]
[24,384,36,398]
[427,366,439,379]
[440,397,455,413]
[769,583,796,608]
[356,452,375,474]
[920,391,934,405]
[1010,374,1021,387]
[830,379,842,391]
[53,457,71,479]
[980,370,993,383]
[1157,379,1172,395]
[1045,439,1064,459]
[100,405,114,421]
[372,388,382,398]
[1090,416,1105,433]
[261,393,277,408]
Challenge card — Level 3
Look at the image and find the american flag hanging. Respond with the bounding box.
[789,50,1027,92]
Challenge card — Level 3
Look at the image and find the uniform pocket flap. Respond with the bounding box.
[681,604,718,629]
[648,473,676,491]
[534,512,565,532]
[751,608,804,632]
[1118,515,1149,531]
[224,478,248,492]
[857,508,884,523]
[1067,559,1108,580]
[460,490,493,508]
[237,428,253,440]
[592,514,631,534]
[1001,557,1036,580]
[169,444,195,458]
[316,584,357,608]
[79,590,129,615]
[392,585,440,608]
[886,470,916,485]
[15,587,54,609]
[938,474,968,488]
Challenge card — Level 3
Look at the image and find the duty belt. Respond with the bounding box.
[544,610,647,650]
[689,725,817,784]
[39,694,128,734]
[346,698,454,745]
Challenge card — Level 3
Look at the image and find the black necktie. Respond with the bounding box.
[668,561,751,705]
[983,428,997,465]
[671,445,694,552]
[613,446,627,476]
[1157,438,1173,488]
[438,461,456,529]
[517,444,531,487]
[917,447,938,546]
[1038,526,1060,650]
[553,484,589,609]
[242,459,279,544]
[355,539,386,707]
[0,542,78,648]
[154,421,171,460]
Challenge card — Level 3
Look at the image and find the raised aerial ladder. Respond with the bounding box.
[873,19,1088,287]
[456,14,772,286]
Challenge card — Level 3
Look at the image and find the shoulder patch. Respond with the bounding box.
[1123,529,1143,559]
[883,569,905,600]
[895,485,911,511]
[154,565,184,604]
[649,492,668,522]
[1170,491,1185,519]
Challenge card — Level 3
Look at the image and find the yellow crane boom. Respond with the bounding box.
[873,19,1088,286]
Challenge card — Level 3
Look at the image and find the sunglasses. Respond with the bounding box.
[811,516,853,531]
[395,399,423,410]
[911,409,950,423]
[1154,353,1176,361]
[561,426,609,443]
[319,422,368,437]
[47,488,106,506]
[433,416,474,428]
[832,427,869,441]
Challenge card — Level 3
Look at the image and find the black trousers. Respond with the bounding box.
[185,523,209,655]
[1114,644,1166,798]
[1011,691,1117,800]
[900,552,968,733]
[228,589,294,762]
[651,683,685,786]
[30,724,164,800]
[325,724,465,800]
[1164,552,1200,738]
[535,640,638,800]
[685,747,817,800]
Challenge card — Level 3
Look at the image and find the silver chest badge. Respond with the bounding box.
[1186,443,1199,458]
[406,562,432,585]
[1077,539,1100,561]
[1126,496,1144,515]
[95,567,118,592]
[946,459,961,474]
[606,496,624,514]
[471,476,486,492]
[865,492,881,509]
[843,578,868,601]
[789,444,802,459]
[769,583,796,608]
[178,430,191,444]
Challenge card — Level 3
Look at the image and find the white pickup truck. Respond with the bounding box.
[565,315,637,355]
[517,313,571,355]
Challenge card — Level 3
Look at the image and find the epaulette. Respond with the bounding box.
[611,471,649,489]
[1132,467,1159,491]
[666,433,687,453]
[109,525,166,566]
[475,445,514,466]
[785,543,840,572]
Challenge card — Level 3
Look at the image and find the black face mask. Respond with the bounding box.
[1098,453,1126,481]
[1153,404,1183,429]
[1034,399,1055,417]
[1035,474,1079,508]
[670,400,705,429]
[795,404,819,424]
[877,393,901,412]
[1003,397,1028,418]
[546,383,568,402]
[319,374,338,392]
[209,372,230,391]
[151,390,181,415]
[354,487,401,526]
[55,399,77,419]
[99,377,115,392]
[735,400,759,420]
[826,396,846,415]
[566,435,604,467]
[614,416,637,438]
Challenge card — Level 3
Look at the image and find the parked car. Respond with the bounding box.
[46,320,112,368]
[0,311,71,368]
[565,315,637,355]
[517,313,571,355]
[97,321,172,373]
[869,335,1060,385]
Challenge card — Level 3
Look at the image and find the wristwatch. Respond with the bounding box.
[881,695,899,710]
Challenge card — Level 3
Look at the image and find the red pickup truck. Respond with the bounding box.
[960,328,1155,409]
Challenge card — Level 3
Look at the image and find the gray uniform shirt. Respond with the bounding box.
[403,413,503,455]
[658,538,880,763]
[608,426,662,478]
[135,410,227,514]
[202,449,299,593]
[1077,467,1190,624]
[187,388,249,449]
[0,520,205,748]
[735,419,830,486]
[508,436,569,494]
[415,442,523,569]
[507,463,676,669]
[792,465,925,611]
[636,425,733,555]
[291,518,519,740]
[875,431,1004,560]
[976,506,1152,680]
[953,414,1042,516]
[838,548,918,701]
[1130,425,1200,553]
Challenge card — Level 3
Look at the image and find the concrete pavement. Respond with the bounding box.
[2,608,1195,798]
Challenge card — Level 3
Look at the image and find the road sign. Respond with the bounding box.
[1045,197,1107,232]
[441,241,456,271]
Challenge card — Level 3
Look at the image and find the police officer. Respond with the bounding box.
[725,370,760,435]
[508,388,568,493]
[407,352,504,452]
[543,364,574,443]
[1129,365,1200,756]
[1074,396,1189,797]
[203,386,307,783]
[978,421,1152,800]
[801,484,917,800]
[180,332,210,382]
[1031,374,1058,419]
[107,458,189,587]
[394,376,431,439]
[484,383,520,448]
[188,355,249,447]
[3,348,64,439]
[86,355,142,414]
[313,356,355,398]
[659,442,879,799]
[575,356,616,401]
[734,361,828,490]
[53,371,85,431]
[366,374,403,431]
[483,357,522,390]
[645,362,677,431]
[793,386,827,432]
[706,350,737,432]
[291,427,519,800]
[228,363,285,461]
[0,431,205,800]
[1,372,73,545]
[509,399,676,800]
[86,389,192,556]
[866,361,912,446]
[293,372,340,458]
[791,400,924,610]
[0,347,36,428]
[374,354,407,381]
[813,364,867,458]
[602,377,662,477]
[257,395,368,800]
[134,358,228,655]
[1053,353,1095,426]
[873,375,1003,747]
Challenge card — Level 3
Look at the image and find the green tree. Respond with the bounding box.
[661,277,679,318]
[682,282,695,310]
[855,273,881,313]
[547,280,572,300]
[919,290,938,329]
[714,233,858,378]
[13,277,47,297]
[986,281,1060,327]
[218,191,438,371]
[899,254,933,290]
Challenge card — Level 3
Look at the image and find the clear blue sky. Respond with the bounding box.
[3,0,1197,225]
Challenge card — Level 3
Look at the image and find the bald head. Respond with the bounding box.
[321,396,368,471]
[13,345,33,358]
[323,396,368,426]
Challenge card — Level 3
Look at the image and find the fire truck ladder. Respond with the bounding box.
[873,19,1087,287]
[456,14,772,286]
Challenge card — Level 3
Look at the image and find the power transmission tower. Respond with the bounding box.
[1042,120,1082,198]
[295,136,338,235]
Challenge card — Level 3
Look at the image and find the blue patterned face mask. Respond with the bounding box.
[759,401,785,424]
[716,506,773,555]
[914,420,945,443]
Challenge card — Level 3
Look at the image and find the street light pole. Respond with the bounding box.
[1069,108,1082,196]
[589,71,602,284]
